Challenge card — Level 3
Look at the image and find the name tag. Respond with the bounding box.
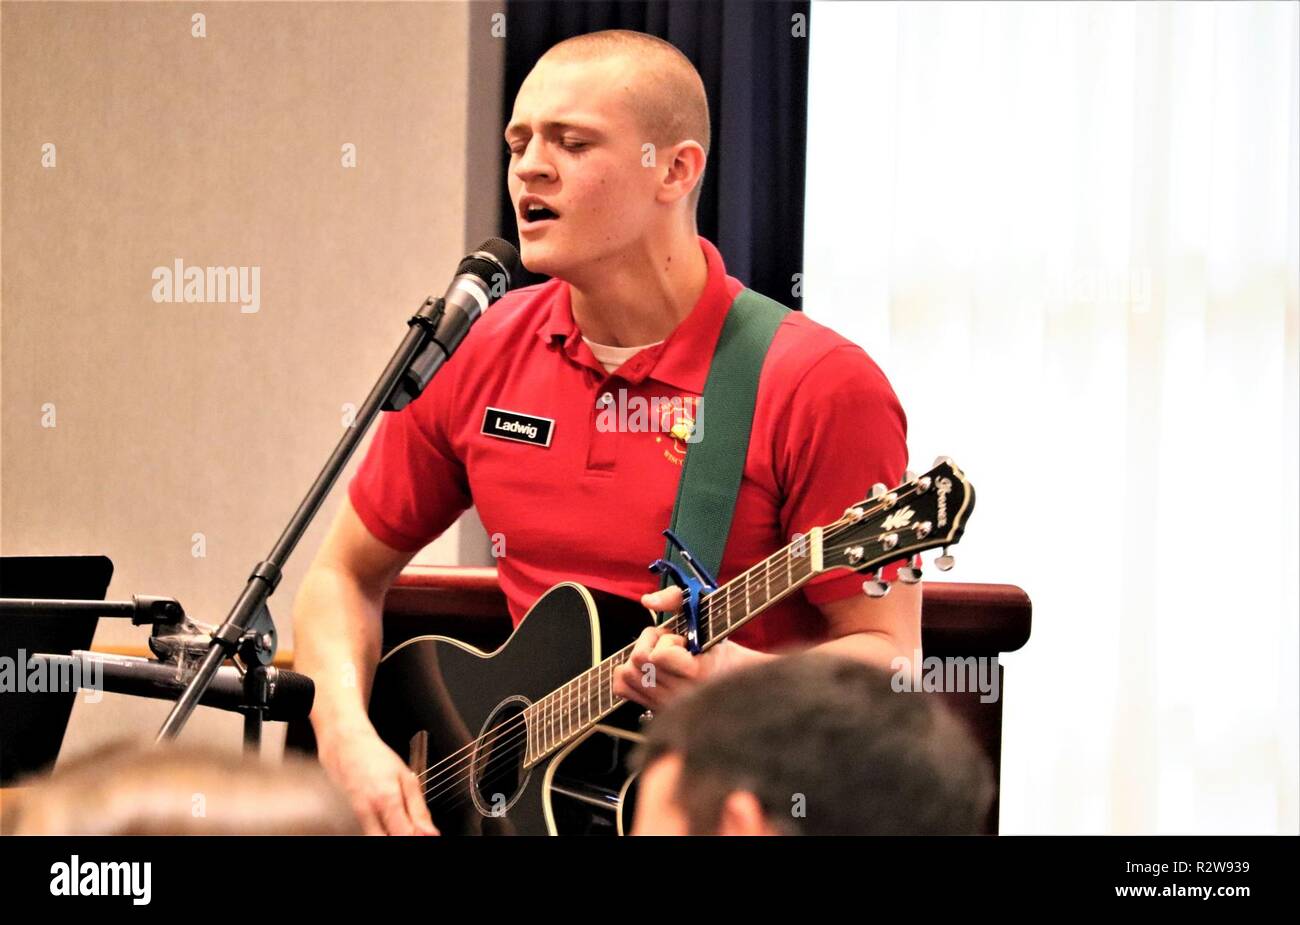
[481,406,554,447]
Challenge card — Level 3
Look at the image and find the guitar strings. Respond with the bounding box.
[419,527,920,813]
[413,481,943,809]
[416,510,929,811]
[415,533,826,805]
[414,485,938,809]
[418,528,920,817]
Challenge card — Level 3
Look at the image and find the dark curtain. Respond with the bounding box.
[498,0,810,310]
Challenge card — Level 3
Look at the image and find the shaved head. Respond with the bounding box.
[540,30,710,206]
[506,29,712,279]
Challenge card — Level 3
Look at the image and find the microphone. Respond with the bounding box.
[36,651,315,722]
[388,238,521,411]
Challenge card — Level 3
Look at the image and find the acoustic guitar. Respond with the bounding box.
[368,458,974,834]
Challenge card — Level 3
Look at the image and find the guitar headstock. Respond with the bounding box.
[817,458,974,594]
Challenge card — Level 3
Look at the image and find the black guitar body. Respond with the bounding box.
[368,582,653,835]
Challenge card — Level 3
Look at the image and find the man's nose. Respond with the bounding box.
[513,137,556,185]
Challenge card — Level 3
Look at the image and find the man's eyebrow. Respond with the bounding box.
[504,120,601,141]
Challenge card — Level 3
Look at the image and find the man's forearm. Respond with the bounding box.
[724,631,913,675]
[806,630,913,671]
[292,564,387,747]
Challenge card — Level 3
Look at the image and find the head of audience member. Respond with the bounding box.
[10,741,362,835]
[629,653,995,835]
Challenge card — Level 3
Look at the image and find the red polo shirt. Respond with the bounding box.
[348,237,908,652]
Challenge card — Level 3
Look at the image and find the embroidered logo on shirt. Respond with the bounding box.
[481,407,554,447]
[653,397,700,465]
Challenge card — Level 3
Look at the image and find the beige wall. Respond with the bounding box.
[1,1,504,760]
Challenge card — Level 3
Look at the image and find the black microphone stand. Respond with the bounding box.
[0,593,308,751]
[155,294,453,742]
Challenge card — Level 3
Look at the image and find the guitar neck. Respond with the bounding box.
[522,528,825,768]
[520,459,973,770]
[661,526,826,650]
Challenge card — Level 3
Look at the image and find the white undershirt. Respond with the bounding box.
[582,336,664,373]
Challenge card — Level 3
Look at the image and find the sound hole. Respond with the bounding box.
[470,696,532,818]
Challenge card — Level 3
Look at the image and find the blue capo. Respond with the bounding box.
[648,529,719,655]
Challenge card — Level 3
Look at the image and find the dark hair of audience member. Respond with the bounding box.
[631,653,995,835]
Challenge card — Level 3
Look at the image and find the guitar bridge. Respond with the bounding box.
[408,729,428,775]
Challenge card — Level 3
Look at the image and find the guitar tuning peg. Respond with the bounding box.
[903,469,917,483]
[898,554,923,584]
[935,546,955,571]
[862,569,891,598]
[870,482,887,498]
[932,455,953,469]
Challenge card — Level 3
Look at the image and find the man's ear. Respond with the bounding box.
[716,790,778,835]
[655,140,707,206]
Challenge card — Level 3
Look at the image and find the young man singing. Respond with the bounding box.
[292,29,917,835]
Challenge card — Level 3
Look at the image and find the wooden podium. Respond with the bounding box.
[375,565,1033,834]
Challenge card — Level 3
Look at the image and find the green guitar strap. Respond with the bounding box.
[658,287,789,610]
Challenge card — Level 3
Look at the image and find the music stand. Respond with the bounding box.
[0,555,113,783]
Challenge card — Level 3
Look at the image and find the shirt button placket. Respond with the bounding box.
[587,384,619,471]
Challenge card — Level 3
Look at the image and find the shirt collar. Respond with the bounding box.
[536,236,743,392]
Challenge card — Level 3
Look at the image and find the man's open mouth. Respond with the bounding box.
[520,199,560,226]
